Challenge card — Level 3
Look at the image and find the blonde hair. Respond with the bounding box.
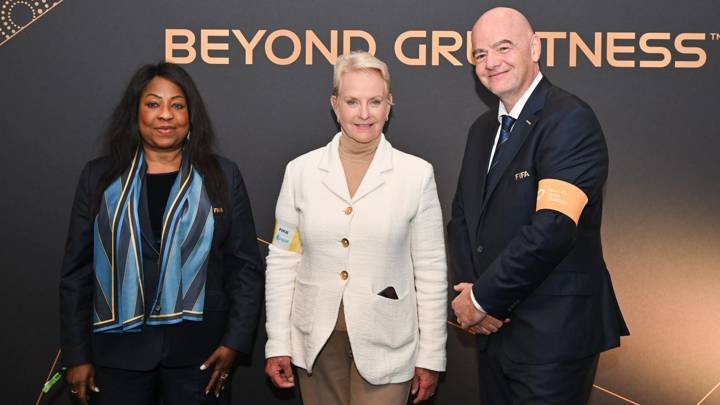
[332,51,391,97]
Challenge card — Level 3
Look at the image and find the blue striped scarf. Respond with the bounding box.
[92,148,214,333]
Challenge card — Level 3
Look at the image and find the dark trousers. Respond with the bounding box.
[85,364,231,405]
[477,340,599,405]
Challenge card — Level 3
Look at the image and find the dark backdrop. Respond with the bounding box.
[1,0,719,404]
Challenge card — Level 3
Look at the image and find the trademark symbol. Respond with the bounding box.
[711,33,720,41]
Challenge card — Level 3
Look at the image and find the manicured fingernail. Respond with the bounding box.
[200,364,207,370]
[93,387,100,392]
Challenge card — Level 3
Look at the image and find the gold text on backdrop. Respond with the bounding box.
[165,29,711,68]
[166,29,376,65]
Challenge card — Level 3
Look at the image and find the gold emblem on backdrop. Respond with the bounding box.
[0,0,64,47]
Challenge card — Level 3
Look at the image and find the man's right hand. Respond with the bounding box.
[468,315,510,335]
[65,363,99,404]
[265,356,295,388]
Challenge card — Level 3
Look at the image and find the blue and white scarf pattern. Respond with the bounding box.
[93,148,214,332]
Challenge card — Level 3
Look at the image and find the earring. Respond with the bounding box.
[186,130,191,141]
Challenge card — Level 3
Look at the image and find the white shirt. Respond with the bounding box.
[471,72,544,313]
[486,72,544,171]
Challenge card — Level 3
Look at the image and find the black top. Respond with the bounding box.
[146,171,178,240]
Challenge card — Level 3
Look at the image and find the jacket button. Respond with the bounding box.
[340,270,349,280]
[344,207,353,215]
[341,238,350,247]
[476,245,484,253]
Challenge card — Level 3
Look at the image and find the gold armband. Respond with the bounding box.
[272,220,302,253]
[536,179,588,224]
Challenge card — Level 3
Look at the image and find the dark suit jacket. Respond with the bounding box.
[59,155,264,370]
[448,77,629,364]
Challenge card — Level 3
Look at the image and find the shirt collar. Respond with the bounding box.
[498,72,543,124]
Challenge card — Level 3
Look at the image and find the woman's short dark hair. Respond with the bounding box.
[95,62,226,212]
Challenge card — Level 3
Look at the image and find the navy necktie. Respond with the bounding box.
[488,114,516,174]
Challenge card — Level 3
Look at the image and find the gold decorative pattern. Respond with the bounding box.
[0,0,63,47]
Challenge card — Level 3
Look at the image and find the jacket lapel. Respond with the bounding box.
[319,133,352,205]
[352,135,391,203]
[465,116,497,240]
[318,132,392,205]
[480,78,550,214]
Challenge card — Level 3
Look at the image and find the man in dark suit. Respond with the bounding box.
[449,7,629,404]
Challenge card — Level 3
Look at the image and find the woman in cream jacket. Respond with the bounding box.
[264,51,447,405]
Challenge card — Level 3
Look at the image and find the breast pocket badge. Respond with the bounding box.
[514,170,530,181]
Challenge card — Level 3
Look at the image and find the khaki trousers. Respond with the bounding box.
[297,304,412,405]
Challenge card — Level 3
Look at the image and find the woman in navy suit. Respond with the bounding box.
[59,63,264,405]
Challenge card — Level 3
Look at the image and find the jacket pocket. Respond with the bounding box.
[370,291,417,349]
[291,279,318,335]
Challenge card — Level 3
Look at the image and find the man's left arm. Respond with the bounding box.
[473,104,608,319]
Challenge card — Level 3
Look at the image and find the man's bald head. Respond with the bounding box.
[473,7,535,39]
[471,7,541,111]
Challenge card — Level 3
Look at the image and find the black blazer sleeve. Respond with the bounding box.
[59,162,95,367]
[473,103,608,318]
[220,163,264,354]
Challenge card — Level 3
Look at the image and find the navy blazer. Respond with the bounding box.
[448,78,628,364]
[59,155,264,370]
